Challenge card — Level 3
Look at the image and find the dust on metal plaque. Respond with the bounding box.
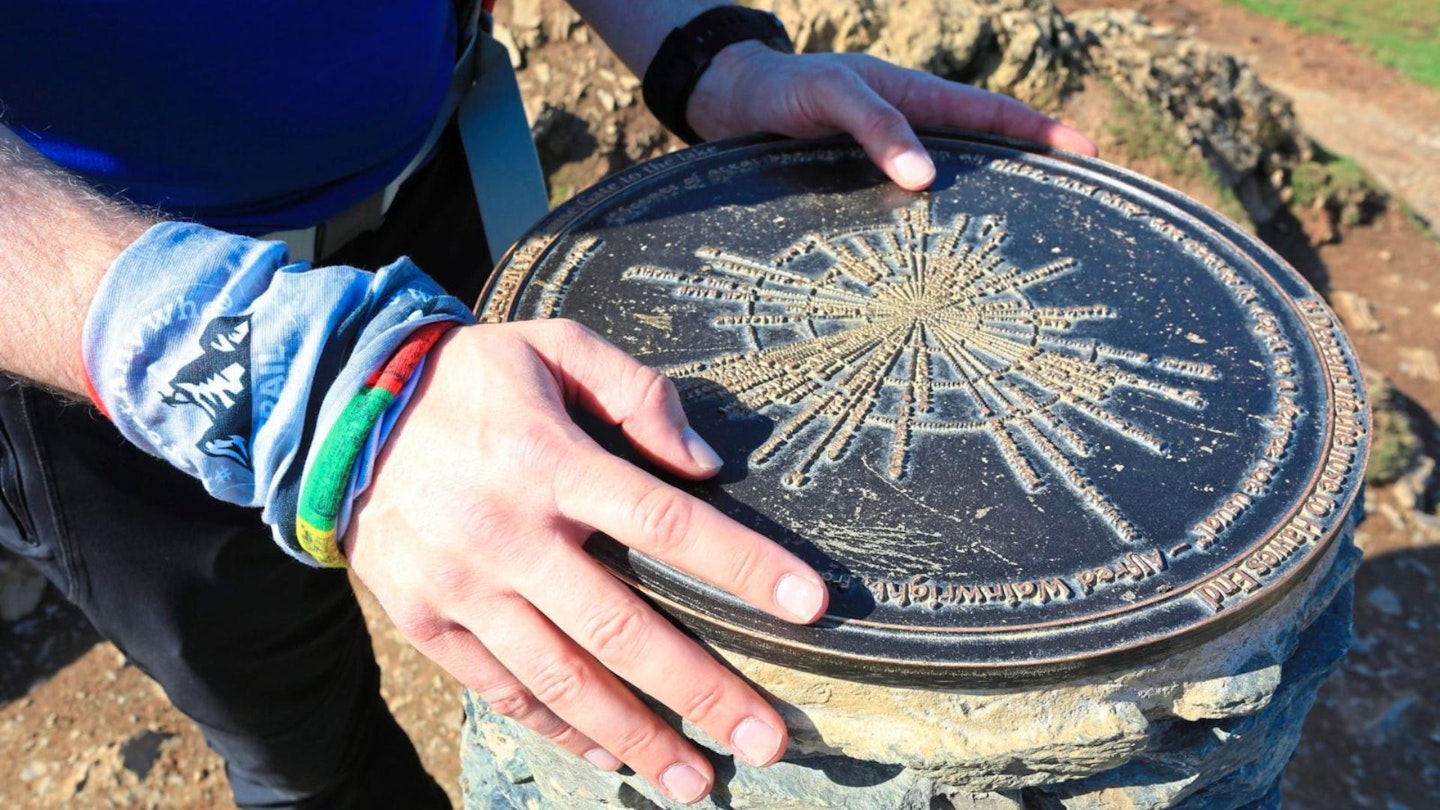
[478,132,1369,684]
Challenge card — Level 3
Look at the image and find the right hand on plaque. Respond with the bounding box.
[345,320,829,805]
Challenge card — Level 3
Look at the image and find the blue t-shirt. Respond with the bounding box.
[0,1,456,234]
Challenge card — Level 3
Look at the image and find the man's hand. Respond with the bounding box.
[347,320,829,805]
[687,40,1100,190]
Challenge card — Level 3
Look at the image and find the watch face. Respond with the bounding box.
[479,132,1367,686]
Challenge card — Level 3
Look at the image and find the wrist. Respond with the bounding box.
[642,6,793,145]
[83,222,475,565]
[296,320,456,566]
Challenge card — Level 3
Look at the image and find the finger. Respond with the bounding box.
[475,595,717,805]
[524,545,790,768]
[808,69,937,190]
[405,617,622,771]
[554,448,829,623]
[872,66,1099,157]
[522,320,724,479]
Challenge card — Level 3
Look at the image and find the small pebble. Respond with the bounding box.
[1366,585,1403,616]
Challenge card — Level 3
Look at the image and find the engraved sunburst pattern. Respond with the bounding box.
[623,199,1219,542]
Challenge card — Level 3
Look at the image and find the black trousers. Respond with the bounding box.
[0,124,491,809]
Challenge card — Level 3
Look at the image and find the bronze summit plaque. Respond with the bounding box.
[478,132,1369,685]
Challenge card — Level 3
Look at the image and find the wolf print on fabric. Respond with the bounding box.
[159,315,254,469]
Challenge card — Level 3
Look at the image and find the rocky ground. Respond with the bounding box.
[2,1,1437,807]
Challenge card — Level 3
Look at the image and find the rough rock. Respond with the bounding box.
[509,0,1384,238]
[1330,290,1381,334]
[463,691,1026,810]
[1168,661,1282,722]
[509,0,546,52]
[1034,586,1352,809]
[546,5,581,44]
[462,529,1359,809]
[750,0,881,54]
[752,0,1083,108]
[748,1,1379,229]
[1068,8,1300,224]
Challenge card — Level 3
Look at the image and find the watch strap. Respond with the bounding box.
[643,7,794,145]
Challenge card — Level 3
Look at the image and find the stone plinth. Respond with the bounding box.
[461,526,1355,809]
[464,133,1369,810]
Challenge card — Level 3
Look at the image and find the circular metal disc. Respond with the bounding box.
[478,132,1369,685]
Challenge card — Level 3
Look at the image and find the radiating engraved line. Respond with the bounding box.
[833,236,890,286]
[694,248,873,299]
[989,420,1043,490]
[626,199,1218,543]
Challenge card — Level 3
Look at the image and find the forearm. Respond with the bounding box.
[563,0,730,77]
[0,124,153,395]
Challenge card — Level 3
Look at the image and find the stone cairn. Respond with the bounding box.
[460,538,1357,809]
[460,3,1368,807]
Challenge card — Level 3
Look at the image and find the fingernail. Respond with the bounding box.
[731,717,783,766]
[584,747,623,771]
[660,762,710,804]
[775,574,825,621]
[892,149,936,188]
[681,426,724,471]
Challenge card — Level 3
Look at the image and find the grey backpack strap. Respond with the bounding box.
[458,27,551,268]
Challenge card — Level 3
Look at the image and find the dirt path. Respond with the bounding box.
[1060,0,1440,229]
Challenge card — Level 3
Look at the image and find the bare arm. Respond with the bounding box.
[562,0,730,76]
[0,124,152,393]
[2,10,1100,800]
[0,116,824,808]
[565,1,1098,190]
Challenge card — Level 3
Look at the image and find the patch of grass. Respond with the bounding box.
[1103,88,1249,224]
[1289,155,1366,209]
[1365,374,1422,486]
[1222,0,1440,88]
[1369,410,1420,485]
[547,182,574,209]
[544,162,592,209]
[1288,142,1385,226]
[1201,171,1249,227]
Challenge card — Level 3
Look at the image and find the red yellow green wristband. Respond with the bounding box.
[297,321,454,567]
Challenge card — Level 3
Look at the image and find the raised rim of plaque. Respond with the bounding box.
[477,129,1370,686]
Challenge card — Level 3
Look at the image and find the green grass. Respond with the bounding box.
[1367,401,1421,486]
[1365,373,1422,486]
[1222,0,1440,88]
[1103,87,1250,223]
[1288,143,1379,224]
[1289,154,1365,209]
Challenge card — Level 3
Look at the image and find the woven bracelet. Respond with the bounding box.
[296,321,455,567]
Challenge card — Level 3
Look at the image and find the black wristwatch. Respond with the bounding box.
[642,6,795,145]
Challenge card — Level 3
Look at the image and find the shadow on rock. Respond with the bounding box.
[1282,544,1440,809]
